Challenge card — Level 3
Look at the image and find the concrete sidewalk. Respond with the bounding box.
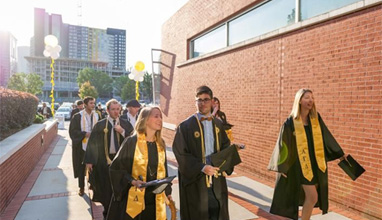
[1,122,366,220]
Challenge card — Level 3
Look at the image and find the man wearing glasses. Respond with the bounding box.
[173,85,233,220]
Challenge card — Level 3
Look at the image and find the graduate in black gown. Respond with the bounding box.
[69,96,98,196]
[107,106,172,220]
[84,99,133,218]
[212,97,233,142]
[268,89,347,220]
[173,86,232,220]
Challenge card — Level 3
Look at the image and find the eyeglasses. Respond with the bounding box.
[196,98,211,104]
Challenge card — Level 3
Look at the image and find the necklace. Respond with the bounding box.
[148,165,157,177]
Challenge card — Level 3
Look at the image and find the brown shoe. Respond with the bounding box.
[78,188,84,196]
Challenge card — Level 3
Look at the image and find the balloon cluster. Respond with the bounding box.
[128,61,145,82]
[43,35,62,60]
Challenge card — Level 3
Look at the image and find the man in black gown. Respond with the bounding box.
[84,99,133,218]
[70,99,84,119]
[173,85,233,220]
[69,96,98,196]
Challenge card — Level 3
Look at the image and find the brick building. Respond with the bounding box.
[159,0,382,219]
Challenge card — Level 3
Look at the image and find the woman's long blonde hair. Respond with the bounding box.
[134,106,165,149]
[290,88,317,119]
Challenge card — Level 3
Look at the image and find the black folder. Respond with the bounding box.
[140,175,176,194]
[338,155,365,181]
[210,144,242,173]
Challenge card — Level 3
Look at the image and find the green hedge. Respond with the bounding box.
[0,88,39,131]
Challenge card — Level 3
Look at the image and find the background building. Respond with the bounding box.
[160,0,382,219]
[17,46,30,74]
[29,8,127,102]
[0,31,17,87]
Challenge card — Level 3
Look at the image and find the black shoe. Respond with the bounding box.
[78,188,85,196]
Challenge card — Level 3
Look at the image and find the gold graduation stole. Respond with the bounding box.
[225,129,233,142]
[126,133,167,219]
[293,115,327,181]
[194,114,220,188]
[103,120,121,165]
[80,111,98,146]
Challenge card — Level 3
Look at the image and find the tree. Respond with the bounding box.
[121,80,136,102]
[113,75,130,97]
[7,73,26,92]
[7,73,43,95]
[79,81,98,99]
[26,74,44,95]
[77,68,112,98]
[140,72,153,102]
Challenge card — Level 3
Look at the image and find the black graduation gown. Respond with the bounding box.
[268,113,344,220]
[69,112,87,178]
[83,118,133,206]
[107,135,172,220]
[173,115,232,220]
[70,108,80,119]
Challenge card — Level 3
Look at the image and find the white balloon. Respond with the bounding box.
[51,52,59,60]
[131,68,139,75]
[44,35,58,47]
[128,73,134,79]
[134,75,140,82]
[137,71,144,77]
[43,50,50,57]
[45,45,53,52]
[52,45,62,53]
[138,77,144,82]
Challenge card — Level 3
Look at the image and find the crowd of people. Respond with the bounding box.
[68,85,347,220]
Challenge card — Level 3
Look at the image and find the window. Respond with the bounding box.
[228,0,295,45]
[300,0,360,20]
[190,0,362,58]
[191,25,226,58]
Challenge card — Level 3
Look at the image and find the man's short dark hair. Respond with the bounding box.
[195,85,213,99]
[83,96,94,105]
[76,100,84,106]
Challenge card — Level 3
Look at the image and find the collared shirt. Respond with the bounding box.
[107,116,125,154]
[126,112,137,127]
[197,112,214,158]
[83,110,94,132]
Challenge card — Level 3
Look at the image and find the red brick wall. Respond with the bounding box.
[0,124,58,213]
[161,1,382,219]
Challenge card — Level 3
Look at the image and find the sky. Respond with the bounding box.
[0,0,188,72]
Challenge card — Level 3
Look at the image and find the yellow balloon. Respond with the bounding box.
[135,61,145,72]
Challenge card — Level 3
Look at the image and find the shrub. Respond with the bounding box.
[34,113,45,124]
[0,88,39,132]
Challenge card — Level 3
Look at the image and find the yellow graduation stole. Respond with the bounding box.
[126,133,167,219]
[293,115,326,181]
[194,114,221,188]
[103,120,121,165]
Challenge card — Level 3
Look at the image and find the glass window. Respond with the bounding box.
[301,0,360,20]
[191,25,226,58]
[228,0,295,45]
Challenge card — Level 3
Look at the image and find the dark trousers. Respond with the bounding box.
[208,188,220,220]
[78,149,86,189]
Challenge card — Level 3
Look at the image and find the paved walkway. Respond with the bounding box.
[0,122,368,220]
